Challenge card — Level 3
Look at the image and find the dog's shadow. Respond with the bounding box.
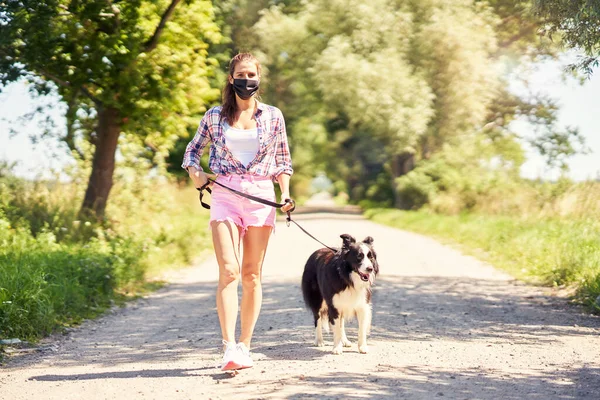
[252,333,374,363]
[251,341,328,362]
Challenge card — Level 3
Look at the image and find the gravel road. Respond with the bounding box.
[2,212,600,399]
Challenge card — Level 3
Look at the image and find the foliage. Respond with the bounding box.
[251,0,577,207]
[483,0,557,59]
[534,0,600,74]
[212,0,303,54]
[0,168,211,341]
[0,0,222,134]
[395,171,437,210]
[393,133,525,212]
[0,221,120,340]
[392,130,598,217]
[0,0,224,217]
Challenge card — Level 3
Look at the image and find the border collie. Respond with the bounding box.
[301,234,379,354]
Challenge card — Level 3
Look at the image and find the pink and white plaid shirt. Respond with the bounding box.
[181,101,293,179]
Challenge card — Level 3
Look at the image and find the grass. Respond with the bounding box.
[365,209,600,311]
[0,175,212,346]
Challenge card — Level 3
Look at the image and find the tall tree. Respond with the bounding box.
[0,0,223,219]
[254,0,502,206]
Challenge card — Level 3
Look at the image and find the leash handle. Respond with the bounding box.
[283,198,296,213]
[197,181,212,210]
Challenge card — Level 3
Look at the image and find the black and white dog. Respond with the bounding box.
[301,234,379,354]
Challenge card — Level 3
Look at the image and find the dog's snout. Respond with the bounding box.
[366,267,373,273]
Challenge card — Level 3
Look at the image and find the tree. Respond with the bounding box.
[534,0,600,74]
[0,0,223,219]
[254,0,505,207]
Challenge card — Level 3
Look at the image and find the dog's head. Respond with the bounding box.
[340,234,378,284]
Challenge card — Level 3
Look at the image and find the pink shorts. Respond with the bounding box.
[209,174,276,235]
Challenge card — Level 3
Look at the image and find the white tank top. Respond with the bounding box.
[223,122,259,167]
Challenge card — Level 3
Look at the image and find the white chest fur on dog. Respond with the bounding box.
[332,273,372,321]
[332,243,375,320]
[330,272,373,354]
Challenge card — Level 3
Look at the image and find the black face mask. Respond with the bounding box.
[232,78,260,99]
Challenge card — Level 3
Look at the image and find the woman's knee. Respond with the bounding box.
[241,265,262,287]
[219,265,240,287]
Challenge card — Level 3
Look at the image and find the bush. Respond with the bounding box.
[0,168,211,342]
[395,169,438,209]
[0,219,116,339]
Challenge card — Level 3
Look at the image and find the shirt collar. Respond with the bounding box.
[255,100,267,116]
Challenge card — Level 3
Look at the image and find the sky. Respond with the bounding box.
[0,82,72,180]
[508,56,600,181]
[0,56,599,182]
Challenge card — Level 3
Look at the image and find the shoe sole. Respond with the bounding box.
[221,360,243,371]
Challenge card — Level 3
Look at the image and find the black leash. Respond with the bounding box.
[284,217,337,252]
[197,178,337,252]
[197,178,293,210]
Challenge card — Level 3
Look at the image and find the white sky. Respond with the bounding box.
[0,57,599,181]
[508,55,600,181]
[0,82,72,180]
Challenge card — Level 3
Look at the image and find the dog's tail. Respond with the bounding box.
[301,267,322,310]
[301,252,326,325]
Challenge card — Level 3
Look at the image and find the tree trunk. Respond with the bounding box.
[391,152,415,209]
[80,107,120,220]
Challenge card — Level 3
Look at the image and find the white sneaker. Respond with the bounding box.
[235,342,254,369]
[220,340,242,371]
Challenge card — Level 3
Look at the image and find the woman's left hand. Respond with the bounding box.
[280,194,295,213]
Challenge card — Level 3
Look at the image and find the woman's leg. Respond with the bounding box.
[211,220,242,344]
[238,225,272,348]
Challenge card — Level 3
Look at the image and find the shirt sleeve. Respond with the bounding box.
[181,111,212,171]
[273,109,293,178]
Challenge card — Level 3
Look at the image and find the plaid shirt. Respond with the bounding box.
[182,101,293,179]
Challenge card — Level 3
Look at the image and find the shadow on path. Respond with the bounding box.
[26,273,600,372]
[275,366,600,399]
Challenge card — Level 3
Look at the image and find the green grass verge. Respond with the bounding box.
[0,182,211,346]
[365,209,600,311]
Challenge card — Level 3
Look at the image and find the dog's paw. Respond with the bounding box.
[332,345,344,355]
[358,345,369,354]
[315,339,325,347]
[342,338,352,347]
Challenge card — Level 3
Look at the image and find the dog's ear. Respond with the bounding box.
[340,234,356,250]
[363,236,374,246]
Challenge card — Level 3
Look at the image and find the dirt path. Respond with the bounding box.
[2,213,600,399]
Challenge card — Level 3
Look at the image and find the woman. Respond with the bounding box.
[182,53,294,371]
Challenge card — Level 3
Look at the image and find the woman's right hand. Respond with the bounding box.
[188,167,216,189]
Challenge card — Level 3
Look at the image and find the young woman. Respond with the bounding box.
[182,53,294,371]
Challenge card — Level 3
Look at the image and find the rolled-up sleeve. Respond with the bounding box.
[181,113,211,171]
[273,109,293,178]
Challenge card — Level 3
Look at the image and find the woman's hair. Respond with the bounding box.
[221,53,262,125]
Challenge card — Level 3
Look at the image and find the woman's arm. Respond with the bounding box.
[273,108,293,212]
[277,173,291,200]
[277,173,293,212]
[182,113,212,172]
[182,111,215,188]
[273,109,293,178]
